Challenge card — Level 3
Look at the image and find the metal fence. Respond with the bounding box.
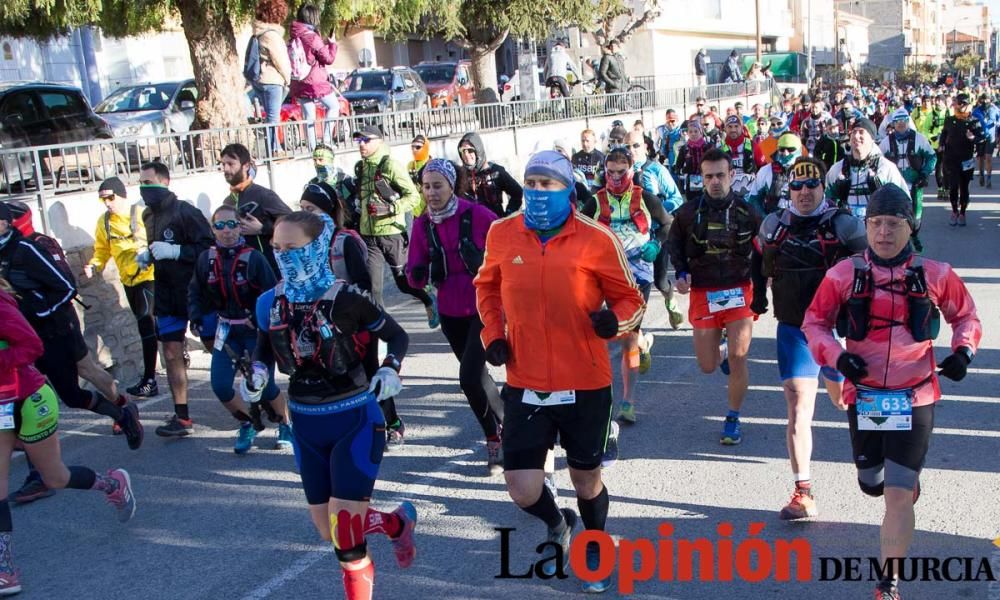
[0,79,770,210]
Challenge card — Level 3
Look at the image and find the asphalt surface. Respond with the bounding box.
[12,182,1000,599]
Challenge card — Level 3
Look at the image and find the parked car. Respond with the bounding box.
[341,67,428,115]
[277,89,351,147]
[0,81,124,191]
[96,79,197,166]
[414,61,475,108]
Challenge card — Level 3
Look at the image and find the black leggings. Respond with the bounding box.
[935,150,946,188]
[363,233,433,308]
[36,334,99,411]
[439,314,501,439]
[124,281,157,380]
[947,165,973,214]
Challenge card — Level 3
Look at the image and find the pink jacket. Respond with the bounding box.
[289,21,338,100]
[802,251,981,406]
[0,289,46,402]
[407,198,496,318]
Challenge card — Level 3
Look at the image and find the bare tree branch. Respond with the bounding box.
[611,1,662,46]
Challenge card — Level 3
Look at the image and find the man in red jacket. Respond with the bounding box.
[801,184,981,600]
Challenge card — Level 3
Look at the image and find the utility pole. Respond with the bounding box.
[834,1,840,77]
[806,0,813,82]
[756,0,762,63]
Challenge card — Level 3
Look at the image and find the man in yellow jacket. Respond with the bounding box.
[84,177,159,398]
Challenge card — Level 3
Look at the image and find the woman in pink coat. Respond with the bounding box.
[289,4,339,149]
[802,184,981,600]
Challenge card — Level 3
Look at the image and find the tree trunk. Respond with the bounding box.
[175,0,247,130]
[469,47,500,104]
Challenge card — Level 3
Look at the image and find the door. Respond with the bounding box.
[168,81,197,133]
[0,91,54,147]
[391,73,413,111]
[38,90,97,143]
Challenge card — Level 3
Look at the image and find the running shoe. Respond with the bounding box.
[544,472,558,500]
[540,508,577,577]
[719,332,730,376]
[720,414,742,445]
[581,541,612,593]
[979,174,985,186]
[155,415,194,437]
[0,570,20,596]
[601,421,619,469]
[234,422,257,454]
[958,213,967,226]
[117,403,144,450]
[126,378,159,398]
[486,439,503,476]
[9,477,53,505]
[390,501,418,568]
[874,582,901,600]
[617,401,636,424]
[386,420,405,450]
[666,297,684,330]
[638,332,654,374]
[949,212,958,226]
[275,422,294,450]
[779,487,818,520]
[105,468,136,523]
[425,294,440,329]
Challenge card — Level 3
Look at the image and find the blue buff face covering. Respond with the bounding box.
[273,213,336,302]
[522,187,573,232]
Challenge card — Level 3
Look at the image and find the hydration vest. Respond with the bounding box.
[687,196,755,260]
[103,205,142,242]
[884,132,924,173]
[206,245,258,316]
[836,255,940,342]
[329,228,367,283]
[725,138,754,173]
[267,280,368,388]
[833,157,881,205]
[595,187,650,234]
[765,162,792,214]
[425,209,484,285]
[760,208,846,277]
[469,166,505,216]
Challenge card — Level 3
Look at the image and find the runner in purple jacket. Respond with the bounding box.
[289,4,339,149]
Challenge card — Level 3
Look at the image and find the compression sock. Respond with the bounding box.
[522,485,564,529]
[90,392,123,421]
[379,398,399,428]
[64,466,98,490]
[577,485,609,531]
[0,529,12,576]
[141,338,158,381]
[363,507,403,539]
[175,404,190,421]
[341,560,375,600]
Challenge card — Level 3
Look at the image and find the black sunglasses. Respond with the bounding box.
[213,219,240,230]
[777,147,797,155]
[788,178,822,190]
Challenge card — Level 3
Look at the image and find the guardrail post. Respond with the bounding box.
[30,148,50,235]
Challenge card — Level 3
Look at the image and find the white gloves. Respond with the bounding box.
[368,367,402,401]
[150,241,181,261]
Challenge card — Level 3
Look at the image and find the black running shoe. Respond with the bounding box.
[117,403,144,450]
[155,415,194,437]
[126,378,159,398]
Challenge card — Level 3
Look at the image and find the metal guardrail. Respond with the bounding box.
[0,80,770,210]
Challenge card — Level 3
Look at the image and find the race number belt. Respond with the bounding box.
[522,389,576,407]
[706,287,746,314]
[855,386,913,431]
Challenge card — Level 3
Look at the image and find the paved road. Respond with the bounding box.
[13,184,1000,599]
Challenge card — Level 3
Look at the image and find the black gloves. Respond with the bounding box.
[485,339,510,366]
[590,309,619,339]
[836,352,869,385]
[409,265,428,285]
[751,290,768,315]
[938,347,973,381]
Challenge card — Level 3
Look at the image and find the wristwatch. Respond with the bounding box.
[957,346,975,364]
[382,354,402,373]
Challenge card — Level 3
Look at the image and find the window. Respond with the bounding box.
[175,84,198,109]
[1,92,42,125]
[39,91,87,119]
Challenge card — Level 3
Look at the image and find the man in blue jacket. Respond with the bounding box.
[972,93,999,188]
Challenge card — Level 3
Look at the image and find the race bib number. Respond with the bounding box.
[856,388,913,431]
[706,287,746,314]
[962,158,976,171]
[522,389,576,407]
[0,403,14,431]
[213,321,230,352]
[849,203,867,219]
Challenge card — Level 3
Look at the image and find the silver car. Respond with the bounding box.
[96,79,197,165]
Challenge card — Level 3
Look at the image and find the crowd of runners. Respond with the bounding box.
[0,76,991,600]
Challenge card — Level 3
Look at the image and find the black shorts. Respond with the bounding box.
[501,385,613,472]
[66,310,90,363]
[123,281,154,321]
[976,141,997,156]
[847,403,934,491]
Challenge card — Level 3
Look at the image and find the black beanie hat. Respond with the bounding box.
[301,181,339,218]
[867,183,914,229]
[851,117,878,140]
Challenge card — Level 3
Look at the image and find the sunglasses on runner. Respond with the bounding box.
[99,193,115,201]
[777,147,798,155]
[356,136,373,144]
[788,178,822,191]
[213,219,240,230]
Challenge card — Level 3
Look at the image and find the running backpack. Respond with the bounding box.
[288,37,310,81]
[28,232,77,288]
[243,34,265,84]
